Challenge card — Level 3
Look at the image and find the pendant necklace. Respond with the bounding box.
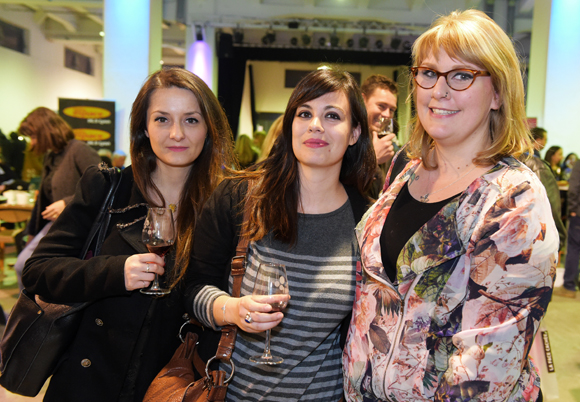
[419,164,477,203]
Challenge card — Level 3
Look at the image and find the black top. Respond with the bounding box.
[380,182,459,283]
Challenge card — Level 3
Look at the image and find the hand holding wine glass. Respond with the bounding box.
[249,262,289,365]
[141,207,175,296]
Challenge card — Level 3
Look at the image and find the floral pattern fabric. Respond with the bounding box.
[343,156,558,402]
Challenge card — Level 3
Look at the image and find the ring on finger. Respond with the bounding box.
[146,263,150,273]
[244,312,253,324]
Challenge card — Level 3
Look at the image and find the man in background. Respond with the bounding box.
[361,74,399,199]
[531,127,547,158]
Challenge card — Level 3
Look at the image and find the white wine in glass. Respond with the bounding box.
[249,262,289,365]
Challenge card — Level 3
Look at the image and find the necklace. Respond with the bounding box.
[419,165,477,203]
[169,204,177,213]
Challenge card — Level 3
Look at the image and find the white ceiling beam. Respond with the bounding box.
[0,0,102,7]
[405,0,423,11]
[357,0,370,9]
[33,9,48,25]
[68,5,104,25]
[46,11,77,32]
[304,0,315,6]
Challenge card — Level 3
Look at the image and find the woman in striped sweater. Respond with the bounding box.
[185,66,376,401]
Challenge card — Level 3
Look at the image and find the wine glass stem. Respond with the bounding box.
[262,329,273,358]
[150,274,161,290]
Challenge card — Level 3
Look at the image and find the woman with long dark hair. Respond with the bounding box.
[185,66,376,401]
[22,67,236,401]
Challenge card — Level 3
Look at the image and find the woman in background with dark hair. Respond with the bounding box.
[14,107,100,289]
[185,66,376,401]
[22,67,236,402]
[545,145,564,180]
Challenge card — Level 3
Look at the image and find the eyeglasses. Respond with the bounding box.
[410,67,491,91]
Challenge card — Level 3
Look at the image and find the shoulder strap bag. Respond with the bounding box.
[0,166,122,397]
[143,227,250,402]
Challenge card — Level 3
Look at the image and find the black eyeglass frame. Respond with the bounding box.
[410,67,491,91]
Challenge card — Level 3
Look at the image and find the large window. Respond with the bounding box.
[0,19,28,54]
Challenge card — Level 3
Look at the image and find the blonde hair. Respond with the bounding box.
[408,9,532,169]
[257,115,283,163]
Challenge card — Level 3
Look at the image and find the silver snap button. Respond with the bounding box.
[81,359,91,368]
[95,318,103,326]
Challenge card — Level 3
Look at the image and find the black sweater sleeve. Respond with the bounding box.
[22,165,129,303]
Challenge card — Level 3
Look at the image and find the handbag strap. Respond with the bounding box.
[213,182,252,362]
[80,166,122,259]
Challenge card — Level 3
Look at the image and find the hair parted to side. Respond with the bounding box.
[361,74,398,97]
[130,66,236,289]
[18,107,75,155]
[407,9,533,169]
[238,66,376,245]
[544,145,562,166]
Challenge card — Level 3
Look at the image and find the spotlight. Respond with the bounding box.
[290,37,298,46]
[330,34,339,47]
[390,37,402,50]
[375,39,383,49]
[402,40,412,51]
[233,29,244,44]
[318,36,326,46]
[261,29,276,45]
[195,25,204,41]
[302,33,311,45]
[288,21,299,29]
[359,36,369,48]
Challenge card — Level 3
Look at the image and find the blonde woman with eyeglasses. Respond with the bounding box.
[343,10,558,402]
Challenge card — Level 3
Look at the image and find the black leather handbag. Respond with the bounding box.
[0,166,122,396]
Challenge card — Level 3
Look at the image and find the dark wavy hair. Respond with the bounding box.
[130,67,236,288]
[239,66,376,244]
[18,107,74,155]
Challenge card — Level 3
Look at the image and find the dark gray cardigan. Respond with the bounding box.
[28,139,101,235]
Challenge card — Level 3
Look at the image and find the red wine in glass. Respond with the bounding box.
[141,207,175,296]
[146,243,172,257]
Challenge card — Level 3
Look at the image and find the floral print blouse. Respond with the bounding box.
[343,156,558,402]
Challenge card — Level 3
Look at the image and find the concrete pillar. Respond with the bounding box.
[543,0,580,152]
[526,0,551,129]
[103,0,162,159]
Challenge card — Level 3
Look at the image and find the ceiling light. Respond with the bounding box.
[346,38,354,48]
[330,34,339,47]
[302,33,311,45]
[262,29,276,45]
[390,37,401,50]
[375,39,383,49]
[359,36,369,48]
[318,36,326,46]
[290,37,298,46]
[233,29,244,44]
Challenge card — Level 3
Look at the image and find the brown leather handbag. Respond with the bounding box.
[143,235,249,402]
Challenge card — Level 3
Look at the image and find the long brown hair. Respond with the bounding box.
[239,66,376,245]
[18,107,74,155]
[130,67,236,288]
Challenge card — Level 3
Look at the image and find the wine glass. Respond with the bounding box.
[378,117,400,152]
[141,207,175,296]
[249,262,289,365]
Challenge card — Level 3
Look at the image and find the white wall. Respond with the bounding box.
[0,6,103,135]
